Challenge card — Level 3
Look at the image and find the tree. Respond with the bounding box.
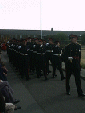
[81,34,85,45]
[45,32,68,41]
[55,32,68,41]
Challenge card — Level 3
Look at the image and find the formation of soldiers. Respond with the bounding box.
[6,37,65,81]
[6,35,85,97]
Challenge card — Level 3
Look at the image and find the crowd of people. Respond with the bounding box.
[0,57,21,112]
[0,34,85,112]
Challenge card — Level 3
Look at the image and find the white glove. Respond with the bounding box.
[68,57,73,60]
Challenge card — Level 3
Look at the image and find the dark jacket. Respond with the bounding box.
[64,42,81,69]
[0,91,5,112]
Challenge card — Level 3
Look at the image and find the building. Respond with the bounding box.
[0,29,84,41]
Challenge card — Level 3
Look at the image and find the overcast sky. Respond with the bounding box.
[0,0,85,31]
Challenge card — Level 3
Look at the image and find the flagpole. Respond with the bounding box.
[40,0,42,39]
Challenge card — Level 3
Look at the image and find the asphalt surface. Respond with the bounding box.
[1,51,85,113]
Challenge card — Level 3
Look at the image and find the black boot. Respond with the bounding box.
[52,74,57,78]
[45,76,48,81]
[61,76,66,81]
[61,73,66,81]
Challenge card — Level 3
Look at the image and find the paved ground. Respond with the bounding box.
[1,51,85,113]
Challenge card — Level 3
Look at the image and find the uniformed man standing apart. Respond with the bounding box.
[64,34,85,97]
[52,41,65,80]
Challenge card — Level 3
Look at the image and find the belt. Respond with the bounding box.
[37,53,41,54]
[20,53,24,55]
[41,53,45,55]
[24,54,28,56]
[46,50,53,52]
[33,51,37,53]
[37,53,45,55]
[53,54,61,56]
[72,56,79,60]
[42,53,45,55]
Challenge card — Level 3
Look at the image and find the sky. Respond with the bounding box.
[0,0,85,31]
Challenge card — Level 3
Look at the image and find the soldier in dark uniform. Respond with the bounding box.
[0,42,2,54]
[28,38,34,72]
[23,39,30,80]
[36,39,43,78]
[20,39,30,80]
[7,41,11,62]
[14,41,19,70]
[64,34,85,96]
[9,43,14,64]
[32,38,39,73]
[36,39,47,80]
[17,41,22,73]
[19,40,25,78]
[52,41,65,80]
[45,38,54,75]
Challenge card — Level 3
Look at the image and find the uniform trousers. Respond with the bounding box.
[36,54,46,78]
[52,55,64,78]
[20,55,24,78]
[29,51,34,71]
[24,55,29,80]
[32,53,37,72]
[65,61,83,95]
[45,52,53,74]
